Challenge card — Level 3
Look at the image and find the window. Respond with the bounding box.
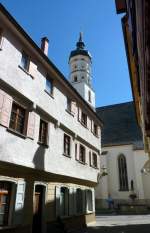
[92,153,97,168]
[75,143,77,160]
[0,182,11,226]
[74,76,77,82]
[81,76,84,79]
[88,90,91,103]
[67,97,72,112]
[93,123,98,136]
[9,102,26,134]
[64,134,71,156]
[60,187,69,216]
[81,112,87,127]
[86,190,93,212]
[38,119,48,145]
[79,145,86,163]
[76,189,83,213]
[20,51,29,71]
[45,77,53,95]
[118,154,129,191]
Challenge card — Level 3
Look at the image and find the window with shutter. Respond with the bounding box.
[9,102,26,135]
[38,119,48,146]
[92,153,98,168]
[20,51,29,71]
[0,90,12,128]
[79,145,86,164]
[45,77,53,96]
[63,134,71,157]
[0,182,11,226]
[14,180,26,225]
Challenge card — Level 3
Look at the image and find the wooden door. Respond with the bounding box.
[32,185,43,233]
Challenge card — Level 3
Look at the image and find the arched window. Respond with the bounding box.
[118,154,128,191]
[74,76,77,82]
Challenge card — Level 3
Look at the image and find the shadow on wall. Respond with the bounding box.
[33,145,46,170]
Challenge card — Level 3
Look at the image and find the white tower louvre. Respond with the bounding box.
[69,33,95,108]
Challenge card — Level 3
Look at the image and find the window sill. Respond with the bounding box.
[44,90,54,99]
[18,65,34,79]
[93,132,99,138]
[80,121,88,129]
[7,128,26,139]
[63,153,71,158]
[78,160,87,165]
[65,109,74,117]
[91,165,98,169]
[37,141,49,148]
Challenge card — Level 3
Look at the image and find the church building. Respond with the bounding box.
[95,102,150,213]
[0,4,102,233]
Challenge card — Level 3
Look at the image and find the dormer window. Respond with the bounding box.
[74,76,77,82]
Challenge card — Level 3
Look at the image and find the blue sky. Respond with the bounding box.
[1,0,132,107]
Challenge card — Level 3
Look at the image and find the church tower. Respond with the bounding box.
[69,33,95,108]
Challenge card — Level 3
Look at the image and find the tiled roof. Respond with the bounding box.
[96,101,143,148]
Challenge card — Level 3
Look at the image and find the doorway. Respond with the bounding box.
[32,185,45,233]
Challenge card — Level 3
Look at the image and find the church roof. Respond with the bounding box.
[96,101,143,148]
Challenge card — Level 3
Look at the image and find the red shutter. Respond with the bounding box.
[71,101,76,115]
[27,111,36,139]
[0,90,12,128]
[29,61,37,79]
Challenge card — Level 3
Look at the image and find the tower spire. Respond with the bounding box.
[76,32,85,50]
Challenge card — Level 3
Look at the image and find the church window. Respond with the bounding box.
[63,134,71,157]
[88,90,91,103]
[45,77,53,95]
[79,145,86,163]
[38,119,48,145]
[74,76,77,82]
[9,102,26,135]
[118,154,129,191]
[20,51,29,71]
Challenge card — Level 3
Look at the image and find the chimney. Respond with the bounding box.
[41,37,49,56]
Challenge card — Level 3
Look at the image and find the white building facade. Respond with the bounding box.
[95,102,150,213]
[0,4,102,233]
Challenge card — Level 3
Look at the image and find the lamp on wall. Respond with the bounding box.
[141,159,150,174]
[97,166,108,183]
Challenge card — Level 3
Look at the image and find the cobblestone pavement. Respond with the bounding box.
[87,215,150,233]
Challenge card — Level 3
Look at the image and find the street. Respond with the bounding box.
[87,215,150,233]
